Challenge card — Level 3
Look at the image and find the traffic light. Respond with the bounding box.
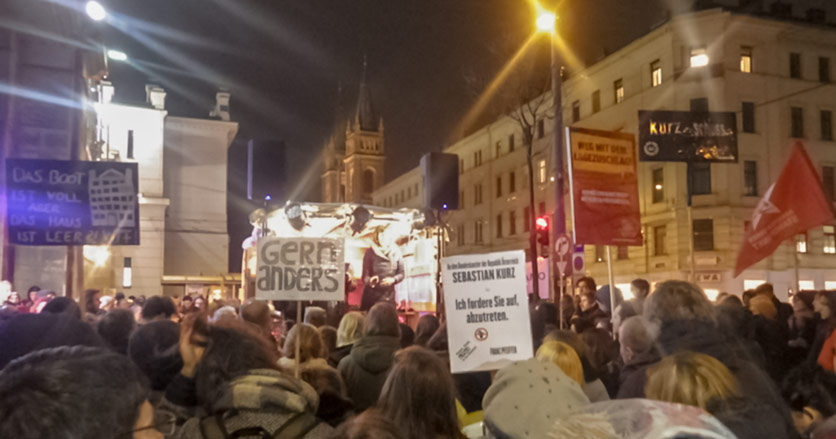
[536,215,550,246]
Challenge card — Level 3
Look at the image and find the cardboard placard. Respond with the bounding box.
[256,237,345,301]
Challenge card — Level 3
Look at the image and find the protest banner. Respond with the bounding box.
[638,110,738,162]
[6,158,140,245]
[256,237,345,301]
[443,250,533,373]
[567,127,642,246]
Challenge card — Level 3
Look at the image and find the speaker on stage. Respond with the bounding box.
[420,152,459,210]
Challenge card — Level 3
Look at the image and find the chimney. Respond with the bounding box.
[806,8,826,24]
[209,88,231,121]
[145,84,166,110]
[770,1,792,18]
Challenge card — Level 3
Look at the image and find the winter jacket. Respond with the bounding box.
[570,303,609,333]
[337,335,400,411]
[616,319,799,439]
[817,328,836,371]
[328,344,352,368]
[158,369,333,439]
[276,357,354,427]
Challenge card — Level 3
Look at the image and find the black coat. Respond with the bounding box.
[337,335,400,411]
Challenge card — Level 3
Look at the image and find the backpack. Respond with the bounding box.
[199,411,318,439]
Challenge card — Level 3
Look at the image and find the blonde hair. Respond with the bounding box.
[748,295,778,320]
[282,323,325,362]
[536,341,585,386]
[337,312,365,348]
[645,351,740,410]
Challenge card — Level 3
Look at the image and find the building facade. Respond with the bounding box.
[375,8,836,301]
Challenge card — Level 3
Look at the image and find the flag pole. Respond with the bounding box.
[686,163,696,283]
[605,245,616,339]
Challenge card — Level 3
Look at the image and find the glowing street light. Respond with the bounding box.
[85,1,107,21]
[536,11,556,33]
[107,49,128,62]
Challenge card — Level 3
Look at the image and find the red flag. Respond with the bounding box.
[735,142,835,276]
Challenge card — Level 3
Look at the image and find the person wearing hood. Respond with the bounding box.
[482,358,590,439]
[158,314,332,439]
[617,280,798,439]
[338,303,401,411]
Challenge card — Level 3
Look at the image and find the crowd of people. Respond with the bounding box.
[1,277,835,439]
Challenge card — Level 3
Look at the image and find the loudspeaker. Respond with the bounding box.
[421,152,459,210]
[247,139,285,202]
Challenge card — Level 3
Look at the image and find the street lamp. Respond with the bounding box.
[536,11,556,33]
[85,1,107,21]
[107,49,128,62]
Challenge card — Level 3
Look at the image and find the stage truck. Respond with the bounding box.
[241,202,441,316]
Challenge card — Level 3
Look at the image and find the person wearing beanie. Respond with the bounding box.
[128,320,183,404]
[482,358,590,439]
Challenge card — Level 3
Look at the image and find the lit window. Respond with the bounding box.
[614,79,624,103]
[796,233,808,254]
[744,161,758,197]
[595,245,605,263]
[651,60,662,87]
[799,280,816,291]
[617,284,632,300]
[740,46,752,73]
[652,168,664,203]
[824,226,836,254]
[703,289,720,301]
[825,281,836,290]
[690,48,709,67]
[538,160,546,183]
[654,225,666,256]
[743,280,765,290]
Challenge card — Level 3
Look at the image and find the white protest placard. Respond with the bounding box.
[443,250,533,373]
[256,237,345,301]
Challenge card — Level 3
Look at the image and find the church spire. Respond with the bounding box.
[353,56,378,132]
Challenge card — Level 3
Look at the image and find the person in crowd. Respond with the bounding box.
[338,303,401,411]
[646,351,793,439]
[30,290,55,313]
[576,276,597,297]
[559,293,575,330]
[749,294,791,381]
[398,323,414,348]
[241,299,279,350]
[140,295,177,324]
[812,291,836,366]
[331,311,365,367]
[742,289,756,308]
[376,347,464,439]
[483,358,590,439]
[613,279,649,333]
[301,364,354,427]
[755,283,794,335]
[571,284,609,333]
[115,292,132,310]
[192,295,207,314]
[414,314,439,347]
[618,280,798,439]
[83,289,102,321]
[19,285,40,312]
[545,329,610,403]
[97,308,137,355]
[158,314,332,438]
[536,340,585,386]
[279,323,329,373]
[782,362,836,437]
[789,292,818,355]
[3,291,23,310]
[178,295,193,316]
[329,410,404,439]
[532,301,559,349]
[0,313,103,369]
[129,320,183,405]
[618,316,658,387]
[210,305,238,324]
[0,346,167,439]
[818,322,836,371]
[41,296,82,320]
[548,399,737,439]
[581,327,620,397]
[360,227,405,311]
[305,306,328,328]
[100,294,116,312]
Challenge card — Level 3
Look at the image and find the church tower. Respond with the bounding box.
[321,60,385,204]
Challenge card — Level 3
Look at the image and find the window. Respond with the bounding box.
[791,107,804,138]
[474,184,483,205]
[509,211,517,235]
[744,161,758,196]
[651,59,662,87]
[509,134,515,152]
[496,142,502,158]
[796,233,808,254]
[524,206,531,232]
[509,171,516,193]
[740,46,752,73]
[592,90,601,113]
[825,226,836,254]
[820,57,830,83]
[652,168,664,203]
[538,201,546,216]
[693,219,715,251]
[475,220,484,243]
[790,52,801,79]
[538,160,546,183]
[614,79,624,103]
[690,163,711,195]
[474,150,483,167]
[496,214,503,238]
[122,257,132,288]
[595,245,605,263]
[400,190,405,202]
[126,130,134,159]
[537,119,545,139]
[742,102,755,133]
[617,246,629,260]
[460,190,464,209]
[459,158,464,174]
[822,110,833,141]
[654,225,667,256]
[496,176,502,198]
[690,47,709,67]
[690,97,708,112]
[823,166,835,202]
[407,186,412,199]
[572,100,580,123]
[457,224,465,246]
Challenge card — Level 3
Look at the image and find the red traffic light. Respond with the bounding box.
[535,216,549,230]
